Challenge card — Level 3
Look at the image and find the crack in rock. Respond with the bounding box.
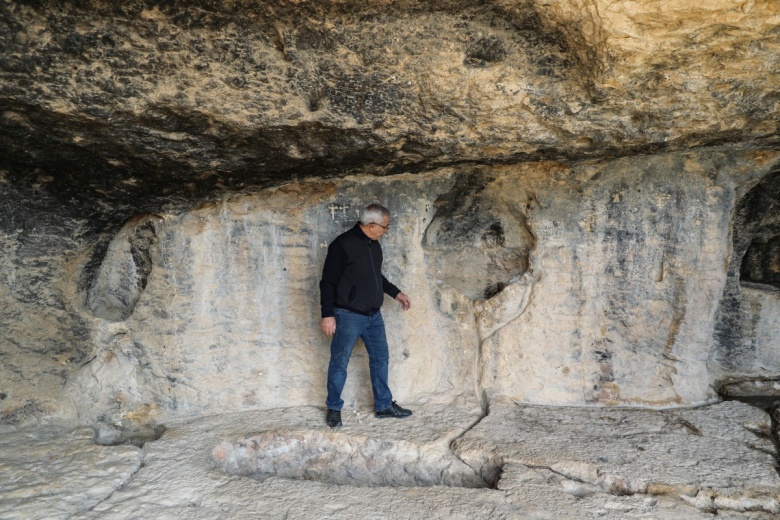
[0,426,145,520]
[452,400,780,515]
[77,454,148,517]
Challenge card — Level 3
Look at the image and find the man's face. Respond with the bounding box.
[367,215,390,240]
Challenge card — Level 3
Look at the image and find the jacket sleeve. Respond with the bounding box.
[382,275,401,299]
[319,241,347,318]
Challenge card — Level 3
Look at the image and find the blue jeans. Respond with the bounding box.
[326,308,393,412]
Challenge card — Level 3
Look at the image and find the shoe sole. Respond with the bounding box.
[375,414,412,419]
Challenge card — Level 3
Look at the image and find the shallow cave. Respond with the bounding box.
[2,1,780,519]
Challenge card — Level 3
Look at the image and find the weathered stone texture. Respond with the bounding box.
[0,177,94,423]
[454,399,780,515]
[86,215,160,322]
[0,1,778,422]
[0,0,778,198]
[68,174,480,421]
[40,148,775,425]
[712,167,780,384]
[0,1,779,516]
[0,424,142,520]
[3,401,775,519]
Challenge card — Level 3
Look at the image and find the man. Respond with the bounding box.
[320,203,413,428]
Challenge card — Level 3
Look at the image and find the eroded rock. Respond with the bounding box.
[713,168,780,380]
[3,401,775,520]
[213,430,492,488]
[0,425,142,520]
[86,215,161,322]
[423,171,534,301]
[0,2,779,517]
[454,399,780,515]
[0,0,778,201]
[52,149,780,424]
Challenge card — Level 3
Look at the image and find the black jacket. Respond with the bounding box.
[320,223,401,318]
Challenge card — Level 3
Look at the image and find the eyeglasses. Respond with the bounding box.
[371,222,390,231]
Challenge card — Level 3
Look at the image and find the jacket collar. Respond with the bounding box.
[352,222,374,242]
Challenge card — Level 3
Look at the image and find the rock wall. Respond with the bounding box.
[68,174,477,422]
[46,147,779,425]
[0,174,95,423]
[1,0,780,427]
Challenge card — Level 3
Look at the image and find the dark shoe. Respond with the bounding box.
[326,409,342,428]
[376,401,412,419]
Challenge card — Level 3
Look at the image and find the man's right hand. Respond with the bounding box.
[321,317,336,337]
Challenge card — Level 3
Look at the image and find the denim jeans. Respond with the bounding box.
[326,307,393,412]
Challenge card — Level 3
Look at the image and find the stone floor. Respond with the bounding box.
[1,399,778,519]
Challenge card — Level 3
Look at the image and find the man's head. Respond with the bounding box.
[360,203,391,240]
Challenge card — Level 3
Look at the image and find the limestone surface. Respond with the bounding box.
[1,2,779,517]
[2,147,778,428]
[1,0,780,428]
[455,399,780,515]
[0,425,142,520]
[52,149,779,430]
[1,401,776,519]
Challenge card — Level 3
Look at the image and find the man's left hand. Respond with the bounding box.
[396,292,411,311]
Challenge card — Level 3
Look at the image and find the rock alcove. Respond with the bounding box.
[1,1,780,519]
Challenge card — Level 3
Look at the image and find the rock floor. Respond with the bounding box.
[1,400,778,519]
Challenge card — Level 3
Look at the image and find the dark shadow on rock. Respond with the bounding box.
[93,416,167,448]
[422,171,533,301]
[85,214,160,322]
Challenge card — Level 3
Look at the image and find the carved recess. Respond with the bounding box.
[85,215,161,322]
[422,172,535,337]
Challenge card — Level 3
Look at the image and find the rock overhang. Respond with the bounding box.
[0,0,778,214]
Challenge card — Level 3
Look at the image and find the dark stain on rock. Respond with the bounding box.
[423,172,532,302]
[130,221,157,291]
[481,221,506,247]
[464,36,507,67]
[0,402,45,425]
[740,236,780,288]
[483,281,506,299]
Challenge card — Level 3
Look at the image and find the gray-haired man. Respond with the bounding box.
[319,203,413,427]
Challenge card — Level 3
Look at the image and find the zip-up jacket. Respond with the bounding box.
[320,223,401,318]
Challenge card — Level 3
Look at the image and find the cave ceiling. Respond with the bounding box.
[1,0,779,217]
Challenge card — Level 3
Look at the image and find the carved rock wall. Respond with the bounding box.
[46,147,780,425]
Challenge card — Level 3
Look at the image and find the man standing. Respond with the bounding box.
[320,203,413,428]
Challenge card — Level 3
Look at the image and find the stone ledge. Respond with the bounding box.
[455,399,780,516]
[1,400,778,519]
